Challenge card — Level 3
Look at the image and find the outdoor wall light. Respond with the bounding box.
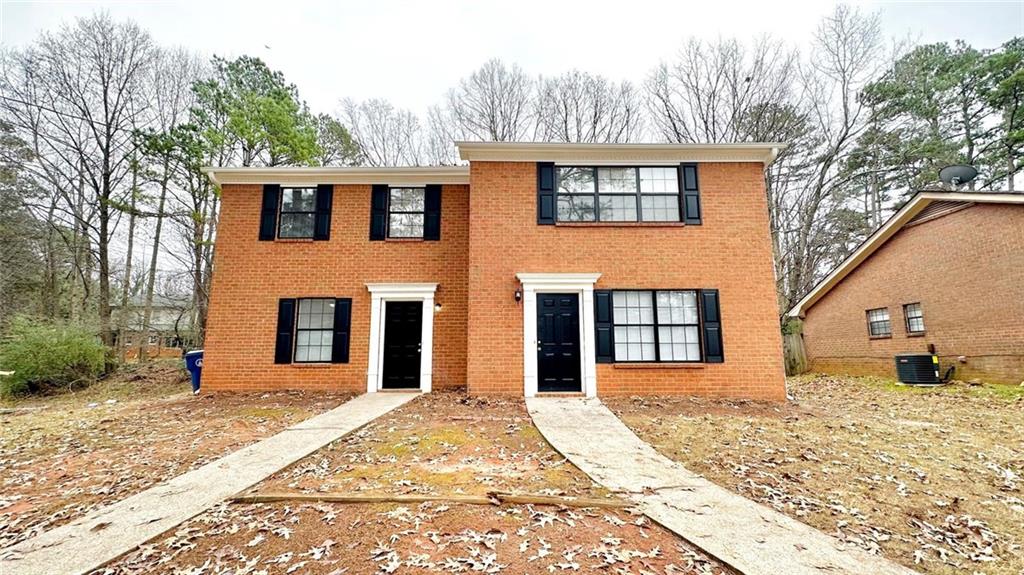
[434,302,443,312]
[514,288,522,303]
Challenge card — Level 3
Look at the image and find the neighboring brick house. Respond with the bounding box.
[202,142,787,399]
[788,191,1024,384]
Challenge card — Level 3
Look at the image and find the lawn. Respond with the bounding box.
[97,390,728,574]
[0,360,353,549]
[606,375,1024,575]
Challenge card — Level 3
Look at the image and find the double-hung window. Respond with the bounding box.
[866,307,891,337]
[294,298,334,362]
[388,188,426,238]
[612,290,701,362]
[904,303,925,334]
[278,187,317,238]
[556,167,681,223]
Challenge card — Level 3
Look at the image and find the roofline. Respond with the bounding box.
[201,166,470,186]
[455,141,787,165]
[787,191,1024,319]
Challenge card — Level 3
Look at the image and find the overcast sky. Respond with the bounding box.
[2,0,1021,117]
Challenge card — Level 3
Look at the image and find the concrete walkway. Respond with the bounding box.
[527,397,918,575]
[1,392,418,575]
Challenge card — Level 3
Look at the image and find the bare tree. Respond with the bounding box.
[443,59,535,142]
[343,98,425,166]
[645,36,800,144]
[773,5,885,313]
[137,48,206,361]
[535,71,644,142]
[0,14,155,344]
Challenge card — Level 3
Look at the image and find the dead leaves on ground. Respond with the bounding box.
[96,500,726,575]
[0,370,351,549]
[607,375,1024,575]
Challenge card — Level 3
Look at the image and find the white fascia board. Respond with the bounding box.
[456,142,788,166]
[787,191,1024,318]
[200,167,470,187]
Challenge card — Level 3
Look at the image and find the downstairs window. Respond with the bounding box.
[612,290,701,362]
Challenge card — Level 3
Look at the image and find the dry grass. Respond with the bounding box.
[98,390,730,574]
[0,360,353,548]
[606,375,1024,575]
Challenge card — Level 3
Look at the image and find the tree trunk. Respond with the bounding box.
[117,159,138,363]
[43,196,58,320]
[140,164,169,363]
[1009,149,1016,192]
[98,171,113,350]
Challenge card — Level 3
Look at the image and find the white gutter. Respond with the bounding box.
[456,141,788,166]
[200,166,470,186]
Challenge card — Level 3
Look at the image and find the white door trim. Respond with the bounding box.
[516,273,601,398]
[366,283,437,394]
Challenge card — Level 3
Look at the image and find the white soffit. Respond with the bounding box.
[202,166,470,186]
[456,142,787,165]
[787,191,1024,318]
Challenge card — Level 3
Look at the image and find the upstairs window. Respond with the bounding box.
[278,187,317,238]
[904,303,925,334]
[866,307,891,337]
[556,167,681,223]
[388,187,426,238]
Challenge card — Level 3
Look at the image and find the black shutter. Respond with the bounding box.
[274,298,296,364]
[680,163,702,225]
[537,162,555,225]
[700,289,723,363]
[370,184,389,240]
[424,185,442,241]
[314,184,333,240]
[260,184,281,240]
[594,290,614,363]
[331,298,352,364]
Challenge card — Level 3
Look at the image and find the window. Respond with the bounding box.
[866,307,891,337]
[612,290,701,362]
[904,303,925,334]
[388,188,425,238]
[295,298,334,362]
[556,167,680,223]
[278,187,317,238]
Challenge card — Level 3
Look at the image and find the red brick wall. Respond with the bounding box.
[202,184,469,391]
[466,161,786,400]
[802,203,1024,384]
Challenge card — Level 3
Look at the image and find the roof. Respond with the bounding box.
[202,142,789,185]
[202,166,470,186]
[787,191,1024,318]
[455,141,786,165]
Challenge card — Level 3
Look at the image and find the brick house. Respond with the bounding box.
[201,142,787,399]
[788,191,1024,384]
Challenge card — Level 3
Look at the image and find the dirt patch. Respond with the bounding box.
[606,375,1024,575]
[97,390,732,574]
[0,360,353,548]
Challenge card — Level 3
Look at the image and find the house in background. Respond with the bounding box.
[111,295,194,358]
[201,142,787,399]
[788,191,1024,384]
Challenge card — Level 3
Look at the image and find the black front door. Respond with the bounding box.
[537,293,582,392]
[382,301,422,389]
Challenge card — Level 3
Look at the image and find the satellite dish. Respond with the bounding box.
[939,165,978,187]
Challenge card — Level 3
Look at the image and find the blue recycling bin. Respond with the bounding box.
[184,350,204,394]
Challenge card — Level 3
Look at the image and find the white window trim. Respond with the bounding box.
[365,283,437,394]
[516,272,601,398]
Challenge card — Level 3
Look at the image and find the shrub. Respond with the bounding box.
[0,318,107,397]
